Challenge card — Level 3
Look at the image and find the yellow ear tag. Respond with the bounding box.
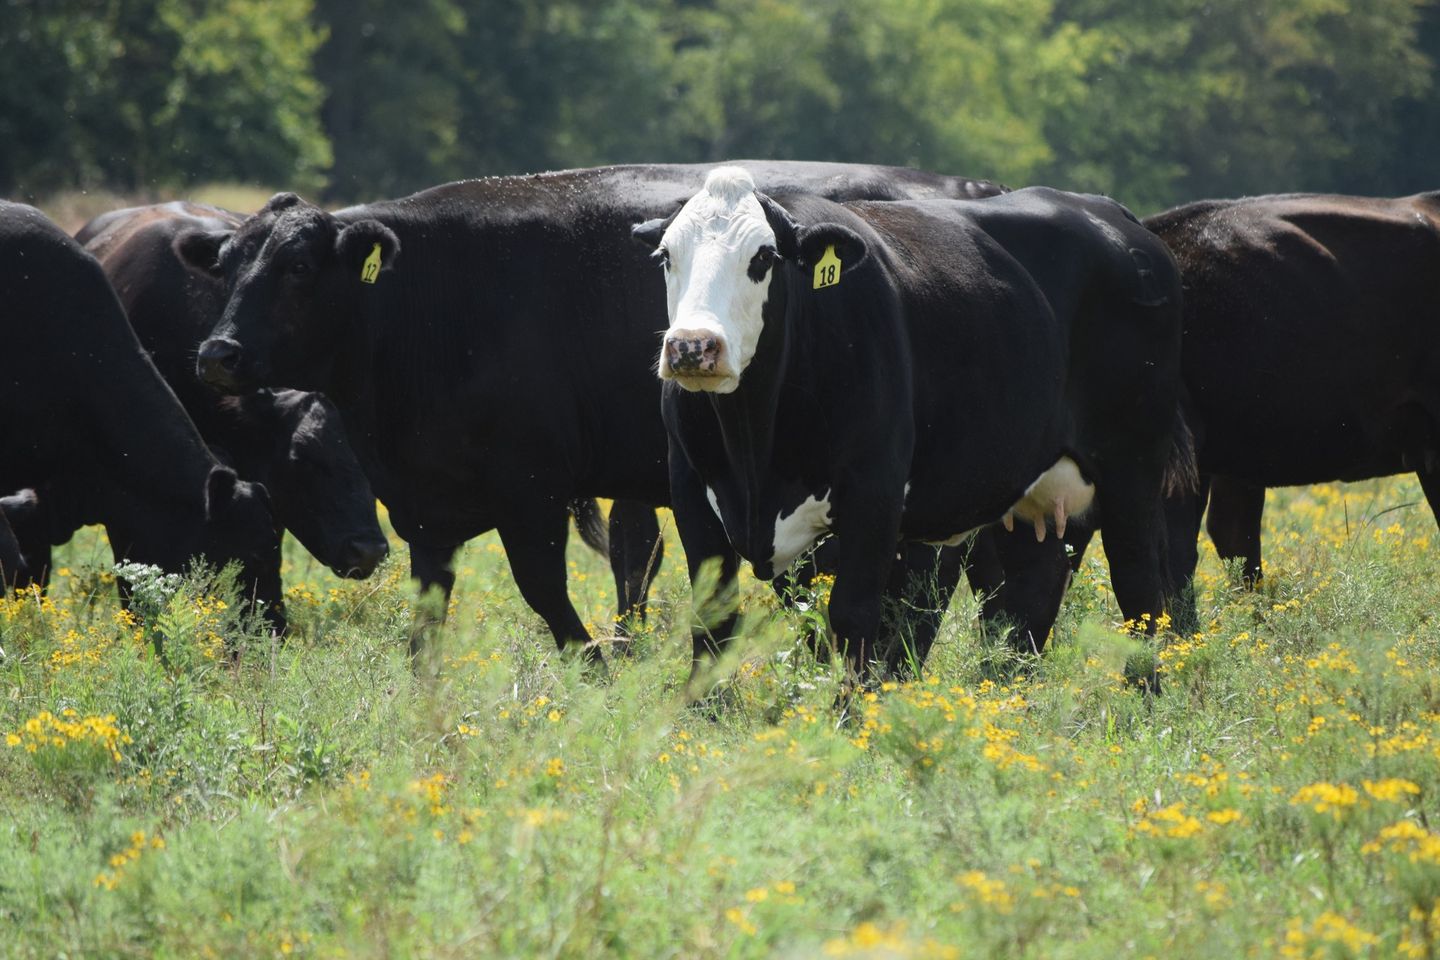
[360,242,382,284]
[813,244,842,290]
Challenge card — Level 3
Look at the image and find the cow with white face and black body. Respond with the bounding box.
[637,167,1189,679]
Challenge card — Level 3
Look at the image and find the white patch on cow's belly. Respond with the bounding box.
[771,493,832,573]
[1004,456,1095,542]
[705,486,723,521]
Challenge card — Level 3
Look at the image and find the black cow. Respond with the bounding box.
[182,161,1005,656]
[635,169,1187,679]
[76,202,388,587]
[1144,191,1440,586]
[0,201,279,613]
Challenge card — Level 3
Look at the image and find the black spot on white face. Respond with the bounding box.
[747,245,777,283]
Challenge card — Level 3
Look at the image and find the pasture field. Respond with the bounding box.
[3,480,1439,959]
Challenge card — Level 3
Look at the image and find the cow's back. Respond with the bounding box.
[1147,193,1440,483]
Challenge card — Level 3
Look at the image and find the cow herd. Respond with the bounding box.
[2,160,1437,690]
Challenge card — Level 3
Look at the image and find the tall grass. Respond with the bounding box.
[3,480,1438,958]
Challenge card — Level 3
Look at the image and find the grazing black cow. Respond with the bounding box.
[636,168,1187,679]
[0,201,279,613]
[75,202,388,588]
[1143,191,1440,586]
[182,161,1005,656]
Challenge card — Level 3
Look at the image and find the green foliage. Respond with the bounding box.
[1044,0,1433,211]
[0,0,329,198]
[7,0,1437,208]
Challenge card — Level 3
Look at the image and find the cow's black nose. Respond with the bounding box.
[336,536,388,579]
[197,337,244,387]
[665,333,721,373]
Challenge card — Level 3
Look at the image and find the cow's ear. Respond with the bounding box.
[204,465,239,519]
[795,222,869,275]
[631,218,667,250]
[335,219,400,279]
[174,229,230,279]
[632,207,679,251]
[756,192,800,260]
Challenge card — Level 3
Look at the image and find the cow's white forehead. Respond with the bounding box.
[662,166,774,252]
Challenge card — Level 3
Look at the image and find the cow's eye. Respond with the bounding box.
[747,245,777,282]
[289,260,310,276]
[654,247,670,270]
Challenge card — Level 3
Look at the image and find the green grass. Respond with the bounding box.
[4,480,1440,959]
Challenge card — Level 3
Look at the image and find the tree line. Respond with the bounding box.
[2,0,1436,213]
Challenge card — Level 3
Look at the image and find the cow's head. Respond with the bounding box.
[110,465,286,632]
[255,390,388,579]
[178,192,400,395]
[194,466,285,625]
[634,166,868,393]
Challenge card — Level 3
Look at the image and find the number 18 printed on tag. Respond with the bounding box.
[813,244,842,290]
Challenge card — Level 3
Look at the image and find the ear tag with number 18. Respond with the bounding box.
[360,242,382,284]
[813,244,842,290]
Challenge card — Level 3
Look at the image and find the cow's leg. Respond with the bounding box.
[408,541,460,658]
[410,541,459,602]
[0,519,22,592]
[0,492,50,591]
[11,540,50,591]
[982,526,1074,655]
[1416,467,1440,537]
[882,542,965,677]
[668,452,741,690]
[498,506,596,660]
[828,493,904,680]
[1206,475,1264,585]
[1164,477,1210,633]
[1093,473,1170,694]
[1094,473,1167,632]
[608,500,664,649]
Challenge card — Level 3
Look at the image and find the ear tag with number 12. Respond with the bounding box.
[360,242,382,284]
[813,244,842,290]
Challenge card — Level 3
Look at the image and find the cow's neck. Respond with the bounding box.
[87,326,217,516]
[705,294,793,514]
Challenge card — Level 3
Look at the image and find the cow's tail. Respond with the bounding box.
[570,499,610,555]
[1163,408,1201,498]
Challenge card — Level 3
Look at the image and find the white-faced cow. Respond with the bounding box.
[0,202,279,611]
[75,203,388,586]
[636,167,1189,680]
[1144,192,1440,586]
[181,162,1006,657]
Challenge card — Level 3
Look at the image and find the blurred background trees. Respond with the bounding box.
[2,0,1435,213]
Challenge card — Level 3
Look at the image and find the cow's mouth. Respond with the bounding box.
[667,370,738,393]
